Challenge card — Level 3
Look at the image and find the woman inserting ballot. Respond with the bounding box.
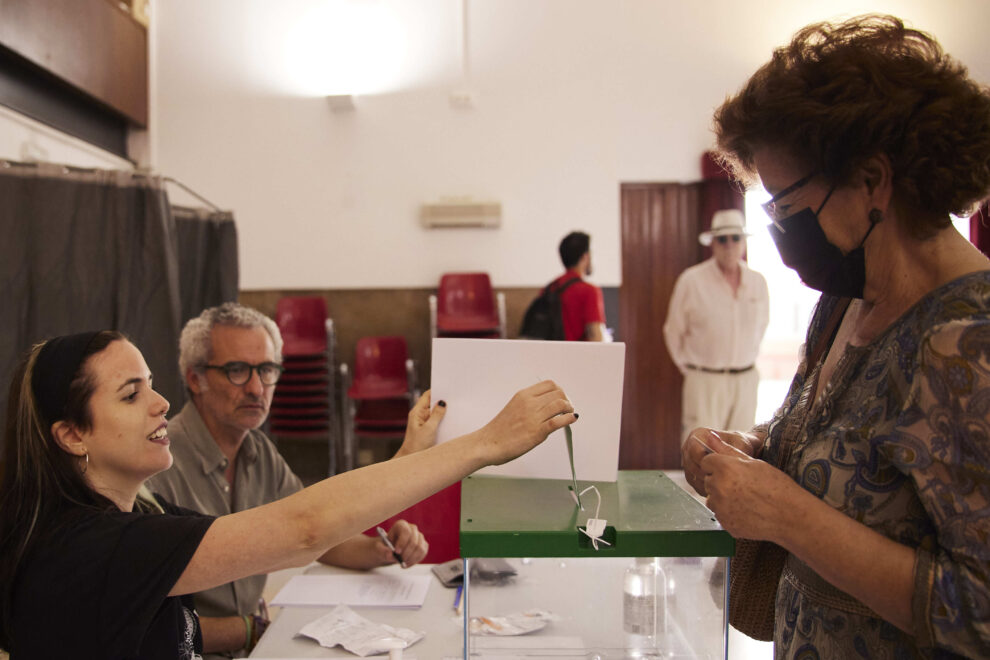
[0,331,576,659]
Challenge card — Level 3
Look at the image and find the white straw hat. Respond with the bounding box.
[699,209,751,246]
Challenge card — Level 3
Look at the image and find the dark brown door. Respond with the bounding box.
[618,182,703,469]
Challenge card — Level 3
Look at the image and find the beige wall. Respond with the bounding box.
[150,1,990,293]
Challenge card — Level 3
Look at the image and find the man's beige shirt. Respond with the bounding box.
[146,401,303,650]
[663,258,770,373]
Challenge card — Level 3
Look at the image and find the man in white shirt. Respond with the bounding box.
[663,209,770,438]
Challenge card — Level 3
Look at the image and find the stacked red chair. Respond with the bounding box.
[270,296,338,476]
[429,272,506,338]
[339,335,417,471]
[366,481,462,564]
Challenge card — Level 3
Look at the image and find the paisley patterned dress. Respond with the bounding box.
[761,272,990,659]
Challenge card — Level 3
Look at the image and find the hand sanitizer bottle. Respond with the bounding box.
[623,556,665,658]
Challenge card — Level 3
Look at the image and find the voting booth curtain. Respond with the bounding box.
[0,161,238,450]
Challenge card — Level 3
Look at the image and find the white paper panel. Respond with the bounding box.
[431,338,625,482]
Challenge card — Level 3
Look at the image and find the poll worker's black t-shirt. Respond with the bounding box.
[11,496,215,659]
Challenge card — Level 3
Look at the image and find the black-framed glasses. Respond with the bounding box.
[204,361,283,386]
[715,234,742,245]
[761,170,818,224]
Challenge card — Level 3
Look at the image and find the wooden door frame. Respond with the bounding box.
[618,182,703,469]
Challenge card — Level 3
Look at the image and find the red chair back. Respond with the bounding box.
[349,336,408,400]
[275,296,328,356]
[353,399,409,429]
[437,272,498,332]
[368,481,461,564]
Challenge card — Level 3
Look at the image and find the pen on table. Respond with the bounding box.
[376,525,406,567]
[257,597,269,622]
[453,584,464,615]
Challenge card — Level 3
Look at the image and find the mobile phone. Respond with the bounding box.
[472,558,517,582]
[430,557,519,587]
[431,558,463,588]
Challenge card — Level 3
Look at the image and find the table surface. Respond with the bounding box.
[250,562,463,658]
[250,555,728,659]
[251,471,731,658]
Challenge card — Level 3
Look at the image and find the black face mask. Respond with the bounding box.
[768,187,878,299]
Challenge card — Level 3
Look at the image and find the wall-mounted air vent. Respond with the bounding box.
[420,199,501,228]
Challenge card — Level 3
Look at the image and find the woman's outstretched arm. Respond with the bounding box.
[169,380,575,596]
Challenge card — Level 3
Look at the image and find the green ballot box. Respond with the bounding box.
[459,471,734,659]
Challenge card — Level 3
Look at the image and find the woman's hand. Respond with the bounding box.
[681,428,760,496]
[476,380,576,466]
[699,434,800,542]
[394,390,447,458]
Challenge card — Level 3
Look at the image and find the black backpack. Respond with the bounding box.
[519,277,580,340]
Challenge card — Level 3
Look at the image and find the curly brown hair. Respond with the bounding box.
[714,14,990,236]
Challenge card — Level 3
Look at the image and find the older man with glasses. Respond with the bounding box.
[147,302,443,658]
[663,208,770,442]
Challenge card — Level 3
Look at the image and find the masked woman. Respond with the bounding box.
[681,15,990,658]
[0,331,575,658]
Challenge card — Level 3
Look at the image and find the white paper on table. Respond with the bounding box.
[297,605,424,657]
[271,574,431,608]
[431,338,625,482]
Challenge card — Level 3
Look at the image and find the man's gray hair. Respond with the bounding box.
[178,302,284,378]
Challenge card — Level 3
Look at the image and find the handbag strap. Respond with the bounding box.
[773,297,851,469]
[807,297,851,378]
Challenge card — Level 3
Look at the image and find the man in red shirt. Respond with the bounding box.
[553,231,608,341]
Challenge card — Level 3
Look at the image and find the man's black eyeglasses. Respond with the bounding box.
[715,234,742,245]
[761,170,818,224]
[204,361,283,386]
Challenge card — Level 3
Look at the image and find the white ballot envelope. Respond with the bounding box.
[431,338,625,482]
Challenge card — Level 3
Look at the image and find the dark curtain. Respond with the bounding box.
[172,206,239,327]
[970,202,990,258]
[0,162,238,447]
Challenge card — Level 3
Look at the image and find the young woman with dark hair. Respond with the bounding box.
[0,331,575,658]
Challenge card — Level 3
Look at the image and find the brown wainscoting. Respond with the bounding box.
[240,287,547,390]
[241,286,622,480]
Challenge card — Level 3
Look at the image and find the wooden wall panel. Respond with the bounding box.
[239,287,547,391]
[618,183,702,470]
[241,285,621,479]
[0,0,148,125]
[241,286,619,390]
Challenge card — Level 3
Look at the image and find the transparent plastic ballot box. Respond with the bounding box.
[459,471,734,659]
